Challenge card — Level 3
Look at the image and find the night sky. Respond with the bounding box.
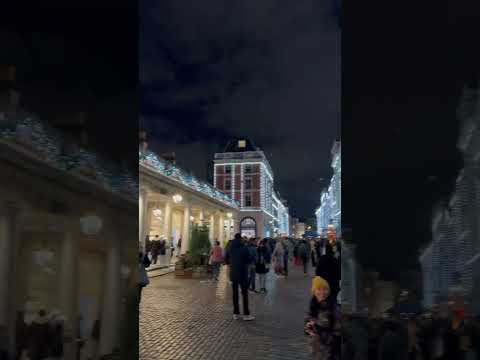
[342,1,480,276]
[140,0,341,219]
[1,2,138,168]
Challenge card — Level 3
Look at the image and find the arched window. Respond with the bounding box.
[240,217,256,238]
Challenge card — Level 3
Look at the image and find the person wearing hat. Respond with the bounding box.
[304,276,340,360]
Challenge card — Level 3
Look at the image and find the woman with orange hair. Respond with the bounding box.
[304,276,340,360]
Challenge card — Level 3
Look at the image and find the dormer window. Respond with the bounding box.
[238,140,246,148]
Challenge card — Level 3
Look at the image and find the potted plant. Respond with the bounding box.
[190,224,211,279]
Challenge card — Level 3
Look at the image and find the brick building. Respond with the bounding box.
[214,139,289,238]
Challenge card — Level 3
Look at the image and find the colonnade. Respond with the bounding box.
[139,189,237,253]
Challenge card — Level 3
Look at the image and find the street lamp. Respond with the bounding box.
[226,212,233,219]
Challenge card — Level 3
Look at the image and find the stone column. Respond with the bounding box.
[163,201,172,240]
[181,203,191,254]
[0,205,15,326]
[58,229,78,359]
[199,210,204,226]
[139,189,147,251]
[99,237,121,357]
[0,202,19,359]
[209,214,215,243]
[218,213,225,244]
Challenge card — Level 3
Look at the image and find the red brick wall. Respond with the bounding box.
[217,165,224,175]
[252,164,260,173]
[235,192,241,203]
[252,173,261,190]
[252,191,260,207]
[235,174,241,191]
[216,175,225,190]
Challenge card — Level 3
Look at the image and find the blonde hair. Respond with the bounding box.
[311,276,330,296]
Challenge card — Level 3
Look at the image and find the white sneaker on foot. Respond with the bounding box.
[233,314,240,320]
[243,315,255,321]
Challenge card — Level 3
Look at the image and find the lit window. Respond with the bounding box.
[238,140,246,148]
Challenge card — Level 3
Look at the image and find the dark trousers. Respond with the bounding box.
[283,258,288,276]
[248,267,256,290]
[302,257,309,274]
[151,254,158,264]
[232,280,250,315]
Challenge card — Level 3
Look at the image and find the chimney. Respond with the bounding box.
[77,112,88,147]
[161,152,176,165]
[0,65,19,119]
[139,130,148,152]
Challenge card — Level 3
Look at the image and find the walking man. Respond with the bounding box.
[225,233,255,321]
[247,238,258,292]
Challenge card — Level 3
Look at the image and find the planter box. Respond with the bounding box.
[175,268,193,279]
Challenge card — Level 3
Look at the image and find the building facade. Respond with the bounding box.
[0,115,138,359]
[316,141,341,236]
[420,82,480,312]
[139,143,240,254]
[213,139,289,238]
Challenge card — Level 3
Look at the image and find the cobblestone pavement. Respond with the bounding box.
[140,264,314,360]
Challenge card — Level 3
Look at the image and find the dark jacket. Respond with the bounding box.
[316,253,341,295]
[225,238,251,282]
[256,246,271,274]
[27,317,52,360]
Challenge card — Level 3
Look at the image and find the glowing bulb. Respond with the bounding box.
[172,194,183,203]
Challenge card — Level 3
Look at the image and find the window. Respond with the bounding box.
[245,177,252,190]
[225,165,232,174]
[225,178,232,190]
[245,194,252,207]
[244,164,252,174]
[238,140,246,148]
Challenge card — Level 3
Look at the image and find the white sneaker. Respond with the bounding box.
[243,315,255,321]
[233,314,240,320]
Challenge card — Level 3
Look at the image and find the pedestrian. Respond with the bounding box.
[225,233,255,321]
[48,310,65,360]
[26,309,53,360]
[299,239,311,275]
[272,240,285,276]
[315,243,341,302]
[293,241,301,266]
[177,237,182,253]
[138,251,151,303]
[311,239,317,267]
[304,276,341,360]
[151,236,159,265]
[247,238,259,292]
[256,239,271,293]
[209,240,224,281]
[283,239,290,278]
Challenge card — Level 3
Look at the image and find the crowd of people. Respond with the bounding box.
[342,308,480,359]
[203,233,342,359]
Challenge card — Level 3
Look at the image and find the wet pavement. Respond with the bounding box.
[140,264,314,360]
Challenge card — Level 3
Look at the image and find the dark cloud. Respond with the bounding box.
[141,0,340,218]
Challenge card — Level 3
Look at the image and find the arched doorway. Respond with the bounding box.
[240,217,256,238]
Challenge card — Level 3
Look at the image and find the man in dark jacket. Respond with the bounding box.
[316,243,341,301]
[225,233,255,321]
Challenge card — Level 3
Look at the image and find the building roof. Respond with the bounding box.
[0,115,138,200]
[140,149,239,209]
[223,138,258,152]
